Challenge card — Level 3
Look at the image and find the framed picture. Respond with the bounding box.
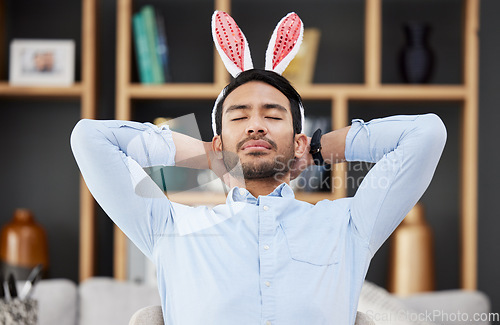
[9,39,75,86]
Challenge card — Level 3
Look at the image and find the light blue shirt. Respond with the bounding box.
[70,113,446,325]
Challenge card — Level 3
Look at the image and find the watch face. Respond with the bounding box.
[309,148,320,155]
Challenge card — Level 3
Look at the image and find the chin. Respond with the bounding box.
[245,151,269,157]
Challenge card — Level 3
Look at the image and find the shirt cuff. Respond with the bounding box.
[126,122,177,168]
[344,118,372,163]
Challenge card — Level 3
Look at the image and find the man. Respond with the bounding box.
[71,67,446,324]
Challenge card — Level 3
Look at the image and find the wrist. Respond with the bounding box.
[309,128,328,166]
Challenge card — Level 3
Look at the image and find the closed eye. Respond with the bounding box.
[230,117,282,121]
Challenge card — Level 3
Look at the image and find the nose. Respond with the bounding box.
[245,115,268,136]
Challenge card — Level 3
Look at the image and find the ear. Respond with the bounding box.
[212,11,254,78]
[212,134,223,159]
[294,133,309,158]
[265,12,304,75]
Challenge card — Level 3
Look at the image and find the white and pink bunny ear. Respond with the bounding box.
[212,11,254,78]
[265,12,304,75]
[265,12,306,134]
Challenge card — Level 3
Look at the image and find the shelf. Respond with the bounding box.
[0,0,97,283]
[128,83,223,99]
[298,84,467,101]
[0,81,83,98]
[125,83,466,101]
[111,0,479,290]
[166,190,336,205]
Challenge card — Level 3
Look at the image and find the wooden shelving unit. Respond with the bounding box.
[106,0,479,290]
[0,0,98,282]
[0,81,84,97]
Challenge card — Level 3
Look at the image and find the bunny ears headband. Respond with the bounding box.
[211,11,306,136]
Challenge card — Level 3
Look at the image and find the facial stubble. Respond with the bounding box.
[221,135,296,180]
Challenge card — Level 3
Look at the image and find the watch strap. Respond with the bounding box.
[309,128,325,166]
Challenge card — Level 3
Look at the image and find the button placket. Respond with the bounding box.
[258,199,276,325]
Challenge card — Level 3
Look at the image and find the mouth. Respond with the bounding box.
[240,140,272,151]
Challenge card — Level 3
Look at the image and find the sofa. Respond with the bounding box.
[25,277,490,325]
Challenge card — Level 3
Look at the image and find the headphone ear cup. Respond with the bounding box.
[265,12,304,75]
[212,11,254,78]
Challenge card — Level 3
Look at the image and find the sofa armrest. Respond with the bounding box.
[79,277,161,325]
[129,305,163,325]
[31,279,78,325]
[127,307,376,325]
[356,311,376,325]
[400,290,491,325]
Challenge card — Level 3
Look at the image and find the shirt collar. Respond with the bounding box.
[226,182,295,205]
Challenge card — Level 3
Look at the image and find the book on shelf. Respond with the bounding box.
[132,13,154,83]
[155,10,172,82]
[283,28,321,85]
[141,6,164,83]
[132,5,171,84]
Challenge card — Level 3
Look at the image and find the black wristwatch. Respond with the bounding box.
[309,128,326,166]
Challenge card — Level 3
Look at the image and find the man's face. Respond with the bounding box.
[215,81,297,180]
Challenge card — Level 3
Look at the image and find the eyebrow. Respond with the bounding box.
[225,103,288,114]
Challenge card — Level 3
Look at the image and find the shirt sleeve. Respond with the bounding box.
[70,119,177,260]
[344,113,447,257]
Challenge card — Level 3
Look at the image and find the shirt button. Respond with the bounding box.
[263,205,269,211]
[239,188,245,195]
[266,321,272,325]
[265,281,271,287]
[263,245,270,250]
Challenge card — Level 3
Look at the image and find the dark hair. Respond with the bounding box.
[215,69,303,135]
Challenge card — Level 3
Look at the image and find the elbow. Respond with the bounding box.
[419,113,448,152]
[70,119,98,153]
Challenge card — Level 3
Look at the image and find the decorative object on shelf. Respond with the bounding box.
[0,209,49,281]
[399,21,435,84]
[9,39,75,86]
[0,296,38,325]
[0,265,41,324]
[387,202,435,296]
[132,5,169,84]
[283,28,321,85]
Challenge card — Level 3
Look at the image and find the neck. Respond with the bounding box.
[245,178,289,197]
[225,173,291,197]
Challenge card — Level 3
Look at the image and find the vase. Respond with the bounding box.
[0,208,49,280]
[387,202,435,296]
[399,21,435,84]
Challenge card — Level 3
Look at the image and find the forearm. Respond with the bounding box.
[318,126,352,165]
[171,132,211,170]
[290,126,351,178]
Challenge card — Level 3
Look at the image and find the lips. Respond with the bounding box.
[240,139,272,150]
